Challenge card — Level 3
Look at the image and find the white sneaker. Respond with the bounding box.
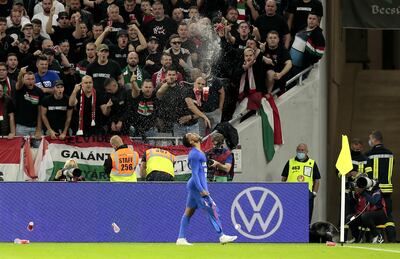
[176,238,193,246]
[371,234,384,244]
[219,234,238,244]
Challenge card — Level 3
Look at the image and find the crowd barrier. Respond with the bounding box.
[0,182,309,243]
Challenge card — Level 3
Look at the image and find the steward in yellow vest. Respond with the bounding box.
[281,143,321,223]
[104,135,139,182]
[140,148,175,181]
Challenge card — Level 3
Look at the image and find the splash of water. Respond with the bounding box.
[187,17,221,78]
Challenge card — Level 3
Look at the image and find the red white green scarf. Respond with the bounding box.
[239,67,256,101]
[76,88,96,136]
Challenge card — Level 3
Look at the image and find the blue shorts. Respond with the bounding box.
[186,190,214,209]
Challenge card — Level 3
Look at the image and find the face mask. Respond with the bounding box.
[368,139,373,147]
[296,152,306,160]
[351,150,361,156]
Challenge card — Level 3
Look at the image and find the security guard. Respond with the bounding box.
[281,143,321,223]
[140,148,175,181]
[364,130,396,242]
[104,135,139,182]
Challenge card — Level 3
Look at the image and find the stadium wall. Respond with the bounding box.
[234,68,327,223]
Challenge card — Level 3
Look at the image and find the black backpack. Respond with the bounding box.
[213,122,239,150]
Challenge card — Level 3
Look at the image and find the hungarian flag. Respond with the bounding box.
[0,137,24,181]
[260,96,283,162]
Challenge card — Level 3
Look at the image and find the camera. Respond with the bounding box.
[356,175,378,190]
[206,154,215,181]
[345,181,356,191]
[61,168,82,181]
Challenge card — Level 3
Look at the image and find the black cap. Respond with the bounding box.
[57,12,69,21]
[117,29,128,38]
[148,36,159,43]
[54,80,64,87]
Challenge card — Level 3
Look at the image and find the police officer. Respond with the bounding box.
[364,130,396,242]
[140,148,175,181]
[104,135,139,182]
[281,143,321,223]
[206,133,234,182]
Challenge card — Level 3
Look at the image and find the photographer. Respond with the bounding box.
[54,159,85,182]
[205,133,233,182]
[347,175,387,243]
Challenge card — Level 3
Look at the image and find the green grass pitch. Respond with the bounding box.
[1,243,400,259]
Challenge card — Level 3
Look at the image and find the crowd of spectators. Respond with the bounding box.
[0,0,325,141]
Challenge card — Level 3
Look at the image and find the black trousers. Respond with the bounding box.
[383,194,397,242]
[348,210,387,239]
[146,171,174,181]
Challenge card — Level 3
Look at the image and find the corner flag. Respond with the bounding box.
[335,135,353,176]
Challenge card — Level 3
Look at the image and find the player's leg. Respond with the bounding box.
[177,192,197,245]
[200,195,237,244]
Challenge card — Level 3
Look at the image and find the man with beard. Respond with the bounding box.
[290,12,325,74]
[142,36,162,76]
[253,0,290,48]
[14,67,43,142]
[152,53,183,88]
[156,67,210,135]
[129,76,158,138]
[86,44,123,98]
[120,0,143,26]
[6,53,19,82]
[143,1,177,49]
[41,80,73,140]
[122,51,150,90]
[76,43,97,78]
[66,0,93,30]
[95,28,129,67]
[31,0,59,39]
[69,75,102,136]
[46,9,82,45]
[263,30,292,95]
[100,78,129,135]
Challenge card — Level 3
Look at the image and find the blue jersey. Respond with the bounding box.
[187,148,208,192]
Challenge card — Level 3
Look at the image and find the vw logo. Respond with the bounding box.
[231,187,283,239]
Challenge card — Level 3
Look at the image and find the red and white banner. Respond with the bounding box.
[0,137,24,181]
[36,136,213,181]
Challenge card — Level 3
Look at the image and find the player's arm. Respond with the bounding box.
[190,155,206,194]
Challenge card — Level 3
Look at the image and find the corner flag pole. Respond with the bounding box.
[335,135,353,245]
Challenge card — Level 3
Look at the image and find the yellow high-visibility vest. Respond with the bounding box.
[287,158,315,192]
[110,147,139,182]
[145,148,175,177]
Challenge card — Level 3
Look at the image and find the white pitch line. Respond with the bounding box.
[344,245,400,254]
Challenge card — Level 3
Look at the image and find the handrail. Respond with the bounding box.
[271,65,314,96]
[285,65,314,86]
